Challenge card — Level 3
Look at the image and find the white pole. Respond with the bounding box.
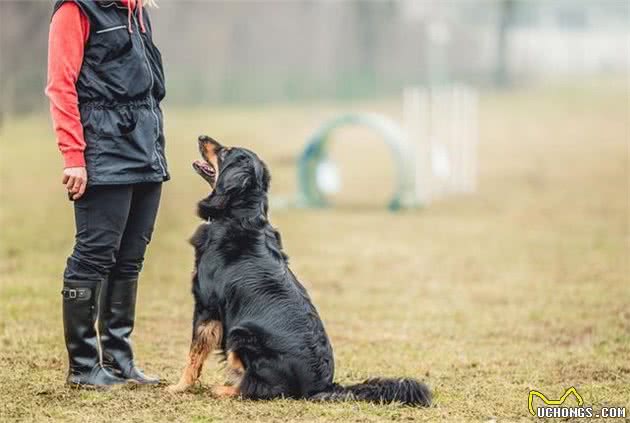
[402,84,478,205]
[469,88,479,193]
[431,87,451,200]
[451,85,464,193]
[461,86,478,193]
[403,86,431,206]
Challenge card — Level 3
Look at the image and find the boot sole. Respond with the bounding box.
[123,379,162,389]
[67,381,130,390]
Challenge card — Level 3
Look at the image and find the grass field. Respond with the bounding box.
[1,80,628,422]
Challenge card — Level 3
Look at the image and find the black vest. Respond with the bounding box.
[53,0,169,185]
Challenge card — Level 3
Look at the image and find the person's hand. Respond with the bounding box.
[62,167,87,200]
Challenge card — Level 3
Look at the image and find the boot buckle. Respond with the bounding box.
[62,288,78,299]
[62,287,92,301]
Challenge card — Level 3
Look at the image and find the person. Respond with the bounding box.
[45,0,168,388]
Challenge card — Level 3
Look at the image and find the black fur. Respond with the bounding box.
[187,137,431,406]
[311,378,432,406]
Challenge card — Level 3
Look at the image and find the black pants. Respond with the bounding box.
[64,183,162,283]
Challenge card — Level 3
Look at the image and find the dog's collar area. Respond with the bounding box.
[204,212,267,228]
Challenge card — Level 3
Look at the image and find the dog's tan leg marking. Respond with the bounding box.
[212,385,240,398]
[227,351,244,372]
[167,320,223,393]
[224,350,245,387]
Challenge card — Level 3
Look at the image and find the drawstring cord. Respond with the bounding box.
[127,0,146,34]
[138,0,146,33]
[127,3,133,33]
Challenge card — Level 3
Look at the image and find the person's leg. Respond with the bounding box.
[62,185,133,388]
[99,182,162,384]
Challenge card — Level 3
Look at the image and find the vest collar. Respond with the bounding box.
[98,0,145,34]
[99,0,134,9]
[98,1,126,9]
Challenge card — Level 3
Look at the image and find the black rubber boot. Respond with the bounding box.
[99,278,160,385]
[62,280,127,389]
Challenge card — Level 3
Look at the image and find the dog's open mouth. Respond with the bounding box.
[194,135,224,187]
[193,159,216,185]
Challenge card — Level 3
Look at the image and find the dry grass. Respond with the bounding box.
[1,80,629,422]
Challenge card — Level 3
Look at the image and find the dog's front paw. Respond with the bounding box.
[166,383,190,394]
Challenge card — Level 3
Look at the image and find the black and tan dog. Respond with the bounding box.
[167,136,431,406]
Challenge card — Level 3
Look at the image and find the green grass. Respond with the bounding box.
[1,80,629,421]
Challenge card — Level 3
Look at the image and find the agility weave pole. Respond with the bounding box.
[404,85,479,205]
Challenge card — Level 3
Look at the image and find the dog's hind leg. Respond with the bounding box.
[167,320,223,393]
[212,385,240,398]
[224,350,245,386]
[222,323,294,399]
[212,351,244,398]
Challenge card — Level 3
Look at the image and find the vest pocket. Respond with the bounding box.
[82,107,140,138]
[91,26,132,64]
[83,108,159,177]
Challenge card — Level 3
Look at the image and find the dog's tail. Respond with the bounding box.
[310,377,431,407]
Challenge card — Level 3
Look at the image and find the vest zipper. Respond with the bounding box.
[96,25,127,34]
[132,12,167,177]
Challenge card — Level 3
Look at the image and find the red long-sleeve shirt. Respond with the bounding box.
[45,0,138,168]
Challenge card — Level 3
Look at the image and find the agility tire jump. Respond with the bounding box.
[297,113,413,211]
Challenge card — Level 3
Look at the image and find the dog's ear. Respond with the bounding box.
[197,156,270,219]
[218,157,269,198]
[199,192,229,213]
[254,159,271,193]
[197,194,223,219]
[197,162,251,218]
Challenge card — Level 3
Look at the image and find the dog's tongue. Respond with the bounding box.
[194,160,215,176]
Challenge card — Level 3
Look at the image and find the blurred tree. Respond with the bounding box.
[495,0,515,87]
[0,0,627,117]
[0,0,50,126]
